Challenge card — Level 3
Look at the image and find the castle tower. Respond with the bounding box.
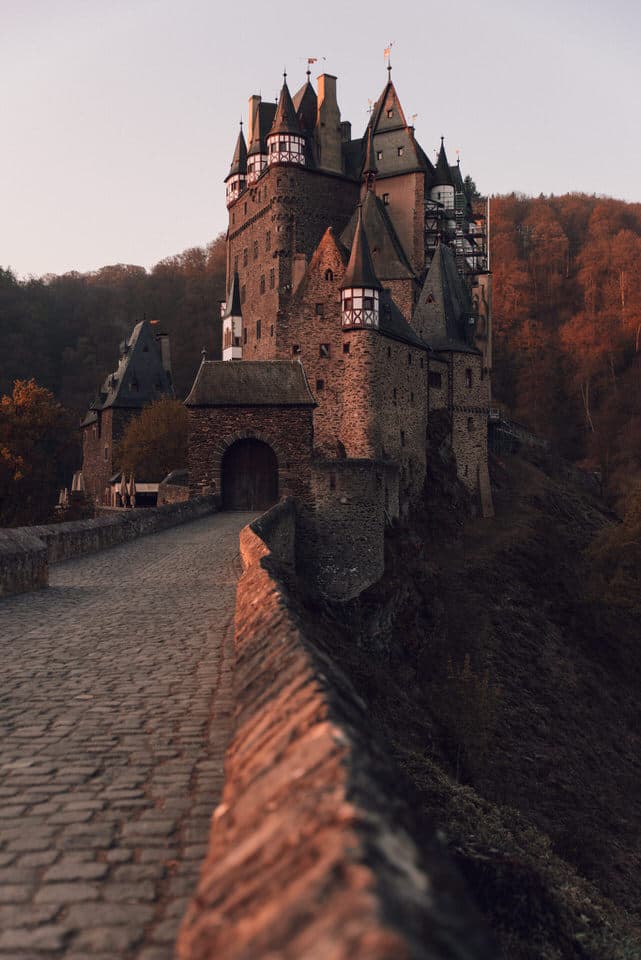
[315,74,342,173]
[267,75,306,167]
[225,124,247,207]
[246,96,275,183]
[221,272,243,361]
[341,205,381,329]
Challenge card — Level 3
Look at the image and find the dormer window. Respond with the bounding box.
[324,268,333,281]
[383,193,390,205]
[397,146,404,157]
[376,150,383,160]
[387,109,393,119]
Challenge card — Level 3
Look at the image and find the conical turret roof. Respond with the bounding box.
[222,272,242,319]
[341,205,381,290]
[225,126,247,181]
[432,138,454,187]
[293,76,317,134]
[361,125,378,178]
[269,76,302,137]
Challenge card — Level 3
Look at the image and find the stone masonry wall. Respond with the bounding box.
[81,408,134,505]
[178,502,497,960]
[449,352,493,515]
[0,498,218,596]
[187,405,314,506]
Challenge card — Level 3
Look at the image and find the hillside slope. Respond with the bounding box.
[309,438,641,958]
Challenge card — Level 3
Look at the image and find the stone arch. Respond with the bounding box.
[219,431,280,510]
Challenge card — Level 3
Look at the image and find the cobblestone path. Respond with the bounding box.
[0,512,254,959]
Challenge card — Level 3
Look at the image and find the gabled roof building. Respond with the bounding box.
[187,66,493,599]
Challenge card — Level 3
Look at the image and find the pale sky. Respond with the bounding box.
[1,0,639,278]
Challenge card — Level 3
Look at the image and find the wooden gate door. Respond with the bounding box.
[221,439,278,510]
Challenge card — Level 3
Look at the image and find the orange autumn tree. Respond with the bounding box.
[117,397,188,481]
[0,379,76,525]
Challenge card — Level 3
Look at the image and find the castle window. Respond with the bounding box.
[420,357,424,369]
[315,303,324,316]
[428,371,442,388]
[316,379,325,391]
[362,296,374,310]
[343,297,352,310]
[232,213,235,225]
[266,231,271,250]
[343,342,350,354]
[408,352,412,365]
[292,343,301,355]
[465,368,473,388]
[269,268,275,289]
[393,387,397,400]
[467,417,474,433]
[234,256,238,272]
[319,343,330,358]
[270,324,274,337]
[383,193,390,205]
[410,392,414,403]
[104,446,109,461]
[243,328,248,344]
[387,346,391,358]
[256,319,262,339]
[324,268,333,281]
[260,275,265,294]
[244,202,247,214]
[386,109,393,118]
[376,150,383,160]
[400,430,405,447]
[277,177,281,187]
[242,248,248,266]
[253,240,259,260]
[241,284,246,303]
[397,146,404,156]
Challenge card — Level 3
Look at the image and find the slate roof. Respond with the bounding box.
[413,244,478,353]
[361,126,378,177]
[185,361,316,407]
[226,127,247,180]
[81,321,174,423]
[341,205,381,290]
[293,78,317,134]
[380,292,427,349]
[269,79,302,137]
[340,190,414,281]
[247,102,276,157]
[222,272,242,319]
[432,140,454,187]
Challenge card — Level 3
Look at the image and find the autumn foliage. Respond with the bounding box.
[491,193,641,514]
[117,398,188,481]
[0,380,76,525]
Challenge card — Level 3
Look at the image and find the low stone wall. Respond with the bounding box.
[178,500,495,959]
[0,497,219,595]
[0,529,48,597]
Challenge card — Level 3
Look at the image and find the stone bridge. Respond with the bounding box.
[0,511,253,959]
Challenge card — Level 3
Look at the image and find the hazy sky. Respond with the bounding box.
[2,0,639,278]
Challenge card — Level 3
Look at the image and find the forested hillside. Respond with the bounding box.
[492,193,641,514]
[0,236,226,415]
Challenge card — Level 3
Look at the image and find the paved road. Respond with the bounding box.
[0,512,253,960]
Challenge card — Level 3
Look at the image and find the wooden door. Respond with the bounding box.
[222,439,278,510]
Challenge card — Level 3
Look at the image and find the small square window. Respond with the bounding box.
[383,193,390,205]
[386,108,393,119]
[376,150,383,160]
[315,303,324,316]
[397,146,404,157]
[316,379,325,391]
[320,343,330,358]
[343,342,350,354]
[292,344,301,355]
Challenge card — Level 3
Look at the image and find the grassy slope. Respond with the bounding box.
[314,441,641,959]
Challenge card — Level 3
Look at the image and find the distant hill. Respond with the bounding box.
[491,193,641,515]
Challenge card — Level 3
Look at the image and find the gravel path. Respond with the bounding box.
[0,511,253,959]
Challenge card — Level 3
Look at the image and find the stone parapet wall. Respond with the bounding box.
[0,529,48,597]
[0,497,218,595]
[178,503,496,960]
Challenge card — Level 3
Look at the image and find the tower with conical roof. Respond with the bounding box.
[225,124,247,207]
[221,273,243,361]
[340,205,381,329]
[267,74,306,167]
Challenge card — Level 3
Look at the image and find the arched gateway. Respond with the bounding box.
[221,438,278,510]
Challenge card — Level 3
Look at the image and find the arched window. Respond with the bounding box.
[324,268,333,281]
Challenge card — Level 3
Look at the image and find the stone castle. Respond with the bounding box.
[186,65,493,597]
[81,65,493,599]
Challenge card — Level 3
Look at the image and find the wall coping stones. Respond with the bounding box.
[178,500,496,959]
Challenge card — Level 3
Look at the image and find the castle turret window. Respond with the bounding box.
[324,269,333,281]
[319,343,330,358]
[292,344,301,355]
[465,368,473,388]
[243,248,248,267]
[316,379,325,391]
[383,193,390,205]
[341,287,380,329]
[315,303,324,316]
[253,241,259,260]
[343,342,350,354]
[260,275,265,294]
[267,133,306,167]
[386,109,393,118]
[397,146,404,157]
[377,150,383,160]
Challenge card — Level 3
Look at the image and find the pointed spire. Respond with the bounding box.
[361,125,378,192]
[225,125,247,181]
[432,137,454,187]
[222,273,242,319]
[269,75,302,137]
[341,205,381,290]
